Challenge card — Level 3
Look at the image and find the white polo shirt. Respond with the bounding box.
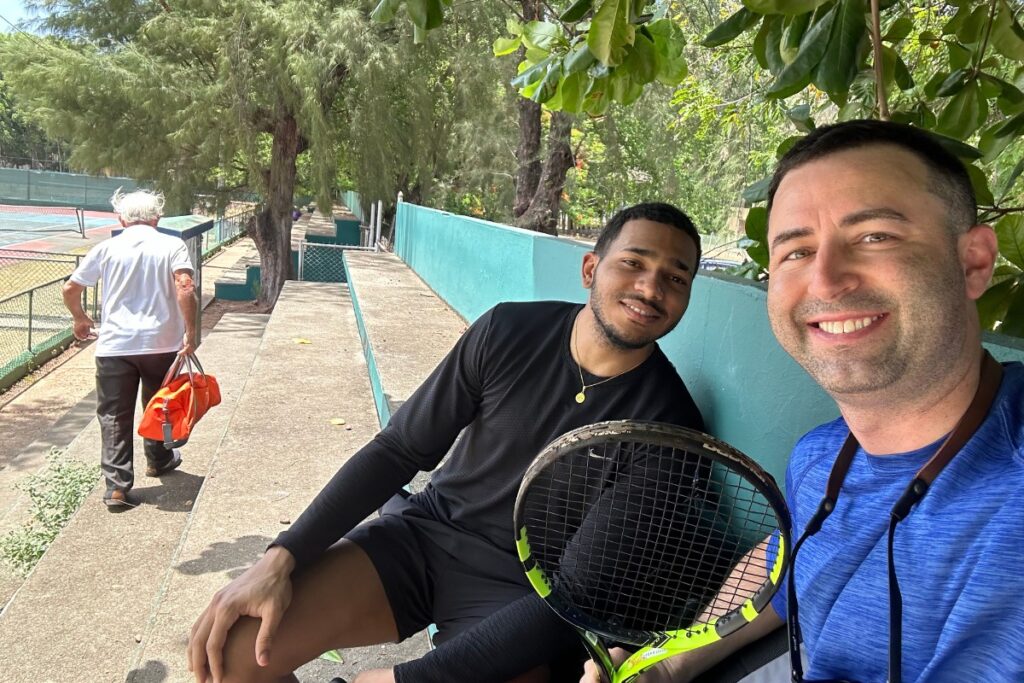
[70,224,194,357]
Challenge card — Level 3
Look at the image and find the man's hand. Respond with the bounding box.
[579,649,685,683]
[73,315,96,341]
[352,669,396,683]
[180,332,197,356]
[187,546,296,682]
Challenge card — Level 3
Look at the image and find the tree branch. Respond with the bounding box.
[870,0,889,120]
[973,0,999,79]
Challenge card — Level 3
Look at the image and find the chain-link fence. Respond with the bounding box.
[0,274,100,387]
[297,241,377,283]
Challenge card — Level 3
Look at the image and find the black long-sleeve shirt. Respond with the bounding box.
[275,301,703,570]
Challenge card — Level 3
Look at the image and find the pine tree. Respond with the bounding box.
[3,0,371,306]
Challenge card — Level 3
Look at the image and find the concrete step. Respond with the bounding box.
[129,280,427,682]
[0,312,269,683]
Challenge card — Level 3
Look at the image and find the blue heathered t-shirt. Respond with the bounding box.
[769,362,1024,683]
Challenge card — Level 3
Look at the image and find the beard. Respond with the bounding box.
[590,290,675,351]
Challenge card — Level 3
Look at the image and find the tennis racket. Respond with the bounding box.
[513,421,790,683]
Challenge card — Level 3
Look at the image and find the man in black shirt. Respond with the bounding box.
[187,203,705,683]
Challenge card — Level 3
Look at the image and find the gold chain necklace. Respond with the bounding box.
[572,315,646,404]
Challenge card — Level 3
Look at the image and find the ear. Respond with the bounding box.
[582,252,599,289]
[959,224,999,301]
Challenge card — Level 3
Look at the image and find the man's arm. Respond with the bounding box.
[174,268,198,355]
[61,280,95,341]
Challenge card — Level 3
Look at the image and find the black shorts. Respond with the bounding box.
[345,497,532,644]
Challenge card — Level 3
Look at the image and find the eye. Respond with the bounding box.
[782,248,811,262]
[862,233,891,244]
[622,259,641,268]
[669,274,689,286]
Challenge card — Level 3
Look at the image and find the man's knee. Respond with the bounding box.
[218,616,293,683]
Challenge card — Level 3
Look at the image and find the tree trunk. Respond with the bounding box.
[513,0,543,218]
[517,111,574,236]
[513,97,542,218]
[251,114,300,307]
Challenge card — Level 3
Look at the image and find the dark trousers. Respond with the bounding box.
[95,352,178,494]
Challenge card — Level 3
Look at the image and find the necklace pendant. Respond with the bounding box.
[575,391,586,404]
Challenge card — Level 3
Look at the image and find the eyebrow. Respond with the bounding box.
[769,207,911,251]
[623,246,691,273]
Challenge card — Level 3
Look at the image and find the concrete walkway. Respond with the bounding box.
[0,246,474,681]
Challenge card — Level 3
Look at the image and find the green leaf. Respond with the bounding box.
[588,0,636,66]
[319,649,345,664]
[965,163,995,206]
[507,18,523,35]
[813,0,867,95]
[369,0,403,23]
[511,56,554,89]
[994,111,1024,138]
[780,12,811,64]
[621,31,657,84]
[936,79,986,140]
[493,36,522,57]
[999,157,1024,201]
[977,276,1018,330]
[560,0,594,23]
[784,104,815,132]
[943,4,971,36]
[980,73,1024,105]
[406,0,444,31]
[991,0,1024,61]
[883,16,913,44]
[703,7,762,48]
[743,0,831,16]
[583,76,613,116]
[766,4,836,99]
[997,214,1024,270]
[979,122,1015,163]
[528,61,562,103]
[523,21,561,51]
[948,42,972,70]
[777,134,804,157]
[756,15,785,74]
[742,176,772,205]
[929,131,983,160]
[997,281,1024,337]
[564,43,597,75]
[956,5,989,45]
[557,71,588,113]
[744,207,770,268]
[923,71,949,98]
[647,19,688,85]
[893,53,914,90]
[936,68,971,97]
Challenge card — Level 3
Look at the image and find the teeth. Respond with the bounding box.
[818,316,880,335]
[625,303,655,317]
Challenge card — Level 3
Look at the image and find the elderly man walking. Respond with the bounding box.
[62,189,198,509]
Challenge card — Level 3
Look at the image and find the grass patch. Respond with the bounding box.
[0,448,99,576]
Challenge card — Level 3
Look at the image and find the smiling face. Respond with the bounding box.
[583,218,698,350]
[766,145,993,401]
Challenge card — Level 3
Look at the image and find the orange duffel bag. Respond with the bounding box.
[138,352,221,448]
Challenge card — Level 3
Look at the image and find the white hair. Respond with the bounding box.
[110,188,165,224]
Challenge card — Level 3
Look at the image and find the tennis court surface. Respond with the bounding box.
[0,203,118,251]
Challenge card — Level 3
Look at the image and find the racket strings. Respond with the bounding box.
[522,440,781,638]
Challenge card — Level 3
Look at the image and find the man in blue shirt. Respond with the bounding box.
[579,120,1024,683]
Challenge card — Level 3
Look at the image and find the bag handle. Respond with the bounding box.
[158,351,210,448]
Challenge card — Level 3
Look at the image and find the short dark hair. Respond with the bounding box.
[594,202,702,265]
[766,119,977,234]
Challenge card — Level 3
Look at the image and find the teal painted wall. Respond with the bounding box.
[395,203,1024,485]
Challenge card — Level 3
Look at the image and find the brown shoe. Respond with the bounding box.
[103,489,136,509]
[146,450,182,478]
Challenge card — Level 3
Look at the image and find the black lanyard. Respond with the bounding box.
[787,351,1004,683]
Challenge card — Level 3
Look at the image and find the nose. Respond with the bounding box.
[634,270,664,301]
[807,241,859,302]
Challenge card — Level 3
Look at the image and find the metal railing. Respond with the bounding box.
[202,205,257,259]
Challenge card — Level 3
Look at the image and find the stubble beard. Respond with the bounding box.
[589,284,675,351]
